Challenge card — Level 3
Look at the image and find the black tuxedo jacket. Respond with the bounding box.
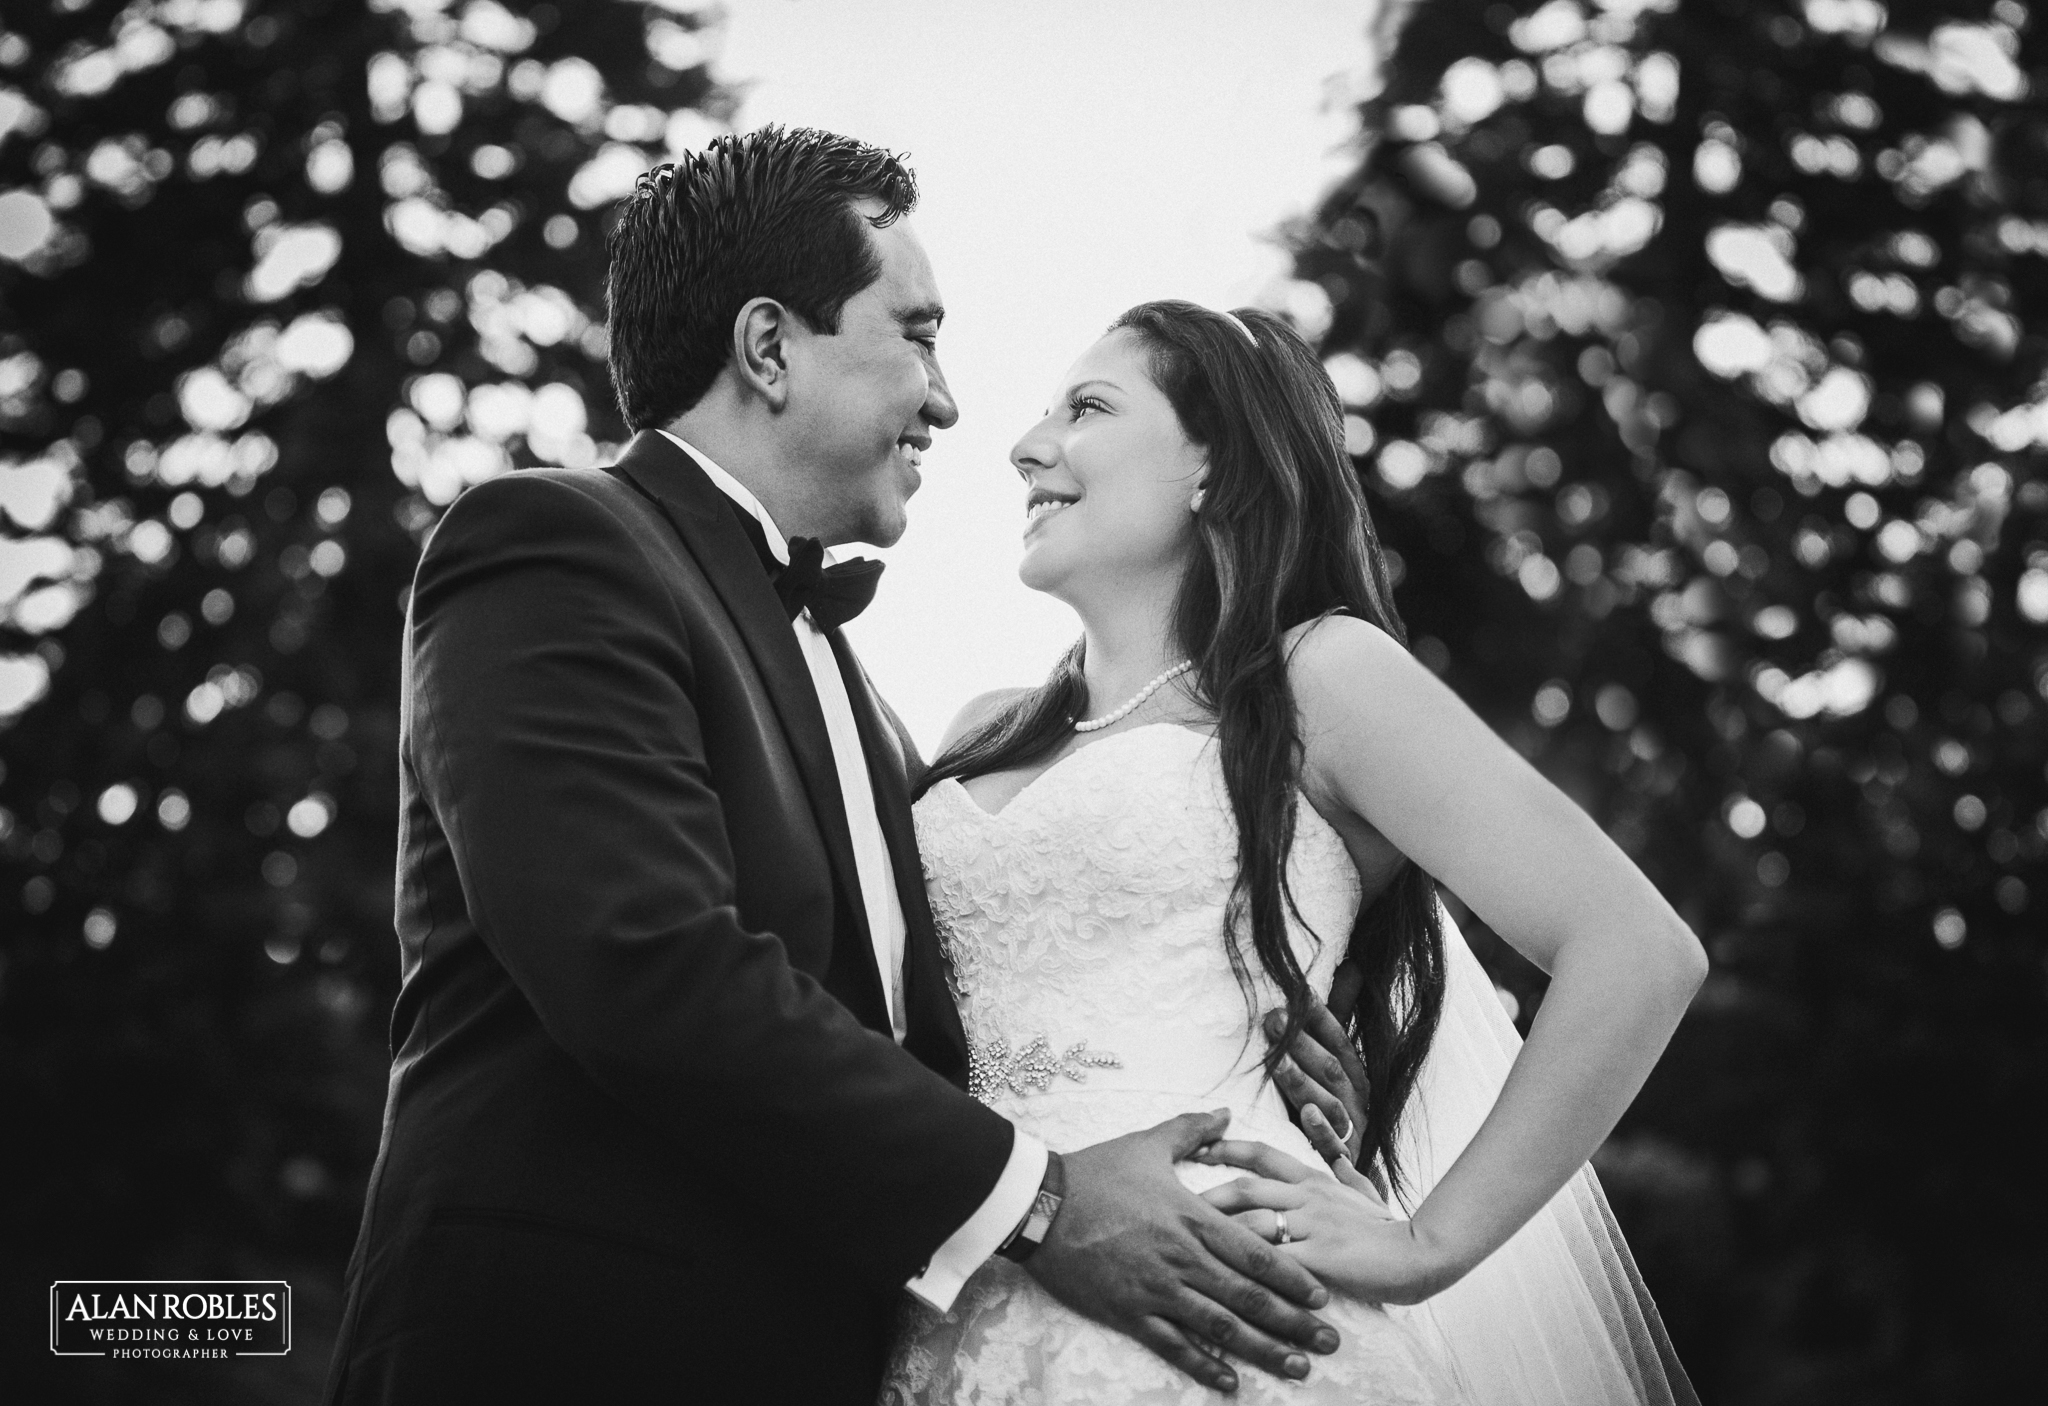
[325,431,1013,1405]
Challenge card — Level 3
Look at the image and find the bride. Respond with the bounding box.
[880,301,1705,1404]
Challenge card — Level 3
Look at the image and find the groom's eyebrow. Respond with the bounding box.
[895,302,945,329]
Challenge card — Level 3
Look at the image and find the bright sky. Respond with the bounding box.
[717,0,1381,751]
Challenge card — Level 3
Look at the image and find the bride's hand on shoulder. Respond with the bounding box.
[1193,1115,1459,1307]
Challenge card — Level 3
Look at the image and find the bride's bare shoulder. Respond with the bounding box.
[939,687,1035,754]
[1283,613,1413,687]
[1282,612,1452,750]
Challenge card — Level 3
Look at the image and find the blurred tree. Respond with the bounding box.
[1290,0,2046,1399]
[0,0,724,1396]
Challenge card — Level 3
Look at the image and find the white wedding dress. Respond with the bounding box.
[880,723,1696,1406]
[881,723,1457,1404]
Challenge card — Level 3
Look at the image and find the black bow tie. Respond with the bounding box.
[727,503,884,630]
[775,536,884,629]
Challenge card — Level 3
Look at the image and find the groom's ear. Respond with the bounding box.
[731,296,794,411]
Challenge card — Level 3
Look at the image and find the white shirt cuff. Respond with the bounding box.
[905,1129,1049,1312]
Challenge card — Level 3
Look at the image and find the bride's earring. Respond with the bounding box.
[1189,487,1206,513]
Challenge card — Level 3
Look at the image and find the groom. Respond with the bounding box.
[325,126,1347,1404]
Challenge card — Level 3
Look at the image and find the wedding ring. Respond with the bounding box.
[1273,1210,1292,1246]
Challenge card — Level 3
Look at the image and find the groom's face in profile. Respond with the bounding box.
[782,201,957,548]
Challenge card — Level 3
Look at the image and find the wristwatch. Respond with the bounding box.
[996,1150,1065,1263]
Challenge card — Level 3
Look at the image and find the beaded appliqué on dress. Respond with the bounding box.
[967,1034,1122,1101]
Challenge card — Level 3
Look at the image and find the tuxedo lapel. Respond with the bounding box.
[606,432,884,1015]
[825,630,974,1086]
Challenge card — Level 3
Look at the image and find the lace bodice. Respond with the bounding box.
[883,724,1459,1405]
[918,723,1360,1147]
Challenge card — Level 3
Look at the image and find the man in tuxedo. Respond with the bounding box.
[325,126,1343,1404]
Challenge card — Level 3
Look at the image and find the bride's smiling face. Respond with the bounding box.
[1010,329,1207,603]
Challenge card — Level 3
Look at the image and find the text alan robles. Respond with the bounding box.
[51,1280,292,1358]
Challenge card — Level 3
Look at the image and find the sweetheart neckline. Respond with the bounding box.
[932,727,1356,879]
[940,722,1215,821]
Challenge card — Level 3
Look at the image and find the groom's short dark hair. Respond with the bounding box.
[605,126,919,432]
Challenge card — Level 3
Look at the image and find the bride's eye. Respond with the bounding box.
[1067,394,1108,420]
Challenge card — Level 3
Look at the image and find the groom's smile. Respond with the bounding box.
[786,200,957,550]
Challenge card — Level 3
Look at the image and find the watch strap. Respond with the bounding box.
[996,1150,1065,1263]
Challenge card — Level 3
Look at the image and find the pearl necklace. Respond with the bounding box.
[1073,660,1193,733]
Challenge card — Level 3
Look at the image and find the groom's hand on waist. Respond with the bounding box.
[1020,1109,1340,1393]
[1264,999,1371,1170]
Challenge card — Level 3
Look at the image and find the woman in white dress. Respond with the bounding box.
[880,302,1705,1404]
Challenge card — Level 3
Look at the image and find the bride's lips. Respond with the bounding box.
[1024,486,1078,540]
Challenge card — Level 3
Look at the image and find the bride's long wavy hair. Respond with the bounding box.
[919,300,1447,1189]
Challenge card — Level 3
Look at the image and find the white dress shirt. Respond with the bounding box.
[657,431,1047,1310]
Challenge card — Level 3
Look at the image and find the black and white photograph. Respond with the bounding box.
[1,1,2042,1402]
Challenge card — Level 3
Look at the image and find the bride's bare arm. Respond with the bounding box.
[1278,614,1707,1299]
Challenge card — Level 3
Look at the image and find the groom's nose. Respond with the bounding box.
[921,357,959,432]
